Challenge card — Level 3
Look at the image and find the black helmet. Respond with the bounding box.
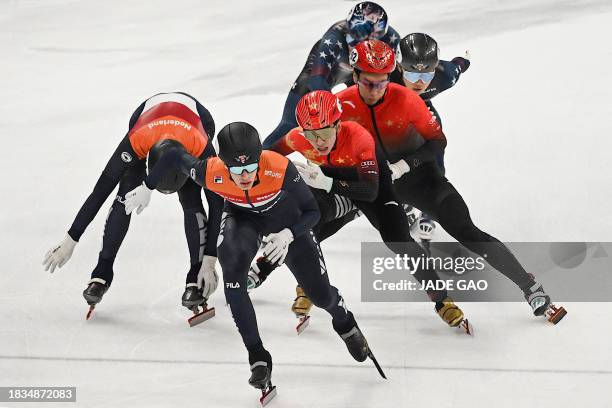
[217,122,262,167]
[147,139,189,194]
[399,33,439,72]
[346,2,388,42]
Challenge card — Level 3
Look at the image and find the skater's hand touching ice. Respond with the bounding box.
[43,234,77,273]
[198,255,219,300]
[124,182,153,215]
[262,228,294,265]
[293,161,333,192]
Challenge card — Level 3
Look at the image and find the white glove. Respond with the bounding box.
[294,161,333,192]
[197,255,219,300]
[124,182,153,215]
[43,234,77,273]
[262,228,294,265]
[387,159,410,181]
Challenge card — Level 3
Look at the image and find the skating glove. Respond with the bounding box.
[197,255,219,300]
[124,182,153,215]
[43,234,77,273]
[294,161,333,192]
[451,50,471,72]
[262,228,294,265]
[387,159,410,181]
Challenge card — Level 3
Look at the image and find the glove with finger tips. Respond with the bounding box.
[293,161,333,192]
[262,228,294,265]
[124,182,153,215]
[197,255,219,300]
[43,234,77,273]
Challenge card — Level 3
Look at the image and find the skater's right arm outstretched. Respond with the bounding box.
[43,135,139,273]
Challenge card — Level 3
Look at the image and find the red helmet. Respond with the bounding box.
[295,90,343,130]
[349,39,395,74]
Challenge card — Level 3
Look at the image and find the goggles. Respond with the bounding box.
[228,163,259,175]
[358,77,390,91]
[402,70,435,83]
[303,125,338,142]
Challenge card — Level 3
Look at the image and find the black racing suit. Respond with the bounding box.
[263,20,401,148]
[67,92,223,285]
[145,148,356,354]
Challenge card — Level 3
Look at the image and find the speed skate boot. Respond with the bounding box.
[291,286,313,316]
[435,296,472,335]
[333,312,369,362]
[291,286,313,334]
[248,344,276,406]
[83,278,109,320]
[182,283,215,327]
[333,311,386,378]
[247,257,277,291]
[182,283,205,310]
[523,277,566,324]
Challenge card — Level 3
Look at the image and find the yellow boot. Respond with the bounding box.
[435,296,464,327]
[291,286,313,317]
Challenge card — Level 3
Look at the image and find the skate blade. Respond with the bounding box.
[546,305,567,325]
[368,350,387,379]
[188,307,216,327]
[85,305,95,320]
[458,319,473,336]
[295,315,310,335]
[259,385,277,406]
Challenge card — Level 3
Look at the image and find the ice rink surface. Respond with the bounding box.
[2,1,612,407]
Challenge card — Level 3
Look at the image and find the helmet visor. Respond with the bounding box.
[228,163,259,175]
[303,126,337,142]
[357,77,390,90]
[403,71,435,83]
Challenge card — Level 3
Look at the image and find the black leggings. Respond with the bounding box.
[217,210,352,349]
[312,188,448,302]
[91,164,208,285]
[393,163,534,290]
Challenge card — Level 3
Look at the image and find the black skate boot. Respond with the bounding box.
[182,283,205,309]
[182,283,215,327]
[333,312,369,362]
[83,278,108,305]
[248,345,276,405]
[83,278,109,320]
[333,312,386,378]
[246,257,278,290]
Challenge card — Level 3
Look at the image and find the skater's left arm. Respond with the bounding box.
[435,57,470,95]
[282,162,320,238]
[200,142,222,257]
[401,94,447,168]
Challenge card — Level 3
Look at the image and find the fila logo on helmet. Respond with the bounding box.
[236,155,249,164]
[121,152,132,163]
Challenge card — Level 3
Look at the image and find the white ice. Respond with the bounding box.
[1,1,612,407]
